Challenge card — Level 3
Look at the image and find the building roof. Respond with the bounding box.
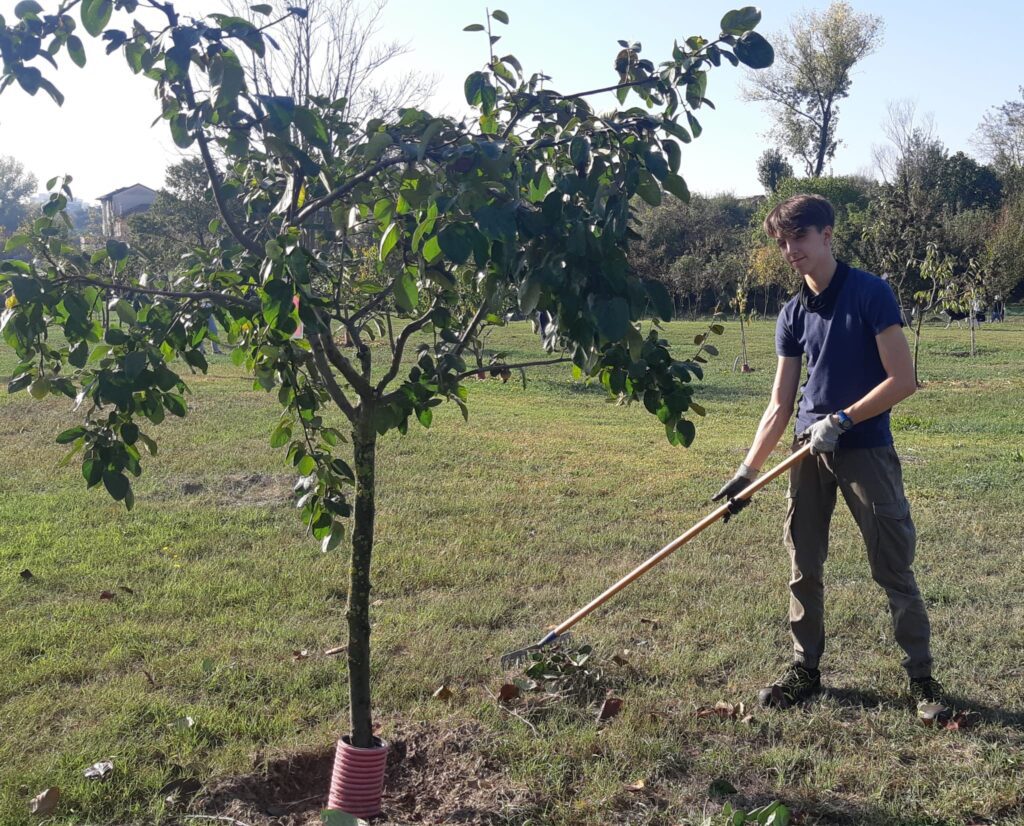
[97,183,158,201]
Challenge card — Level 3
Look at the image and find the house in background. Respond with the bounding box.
[97,183,157,238]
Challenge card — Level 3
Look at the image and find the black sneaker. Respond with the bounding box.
[909,676,950,719]
[758,663,822,708]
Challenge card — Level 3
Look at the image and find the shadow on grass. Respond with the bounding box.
[825,686,1024,730]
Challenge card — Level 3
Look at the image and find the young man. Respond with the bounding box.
[712,194,945,713]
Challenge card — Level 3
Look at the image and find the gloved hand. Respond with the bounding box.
[803,413,852,454]
[712,467,756,523]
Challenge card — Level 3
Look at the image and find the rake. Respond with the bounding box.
[501,443,813,668]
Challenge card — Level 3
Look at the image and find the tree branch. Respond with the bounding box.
[292,154,409,226]
[454,356,570,381]
[62,274,258,312]
[181,77,264,259]
[322,331,373,398]
[309,333,357,421]
[375,302,436,393]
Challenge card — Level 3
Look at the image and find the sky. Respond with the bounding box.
[0,0,1021,202]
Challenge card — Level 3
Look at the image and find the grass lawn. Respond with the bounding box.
[1,314,1022,825]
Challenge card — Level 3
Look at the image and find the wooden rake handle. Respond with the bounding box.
[549,442,813,639]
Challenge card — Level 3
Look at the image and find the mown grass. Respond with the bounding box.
[1,313,1022,825]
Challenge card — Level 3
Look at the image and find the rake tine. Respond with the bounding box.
[500,631,572,669]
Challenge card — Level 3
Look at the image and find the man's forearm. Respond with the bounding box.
[844,376,916,424]
[742,401,794,473]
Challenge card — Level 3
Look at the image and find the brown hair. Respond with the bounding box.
[763,194,835,239]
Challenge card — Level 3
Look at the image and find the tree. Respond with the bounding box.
[742,2,883,177]
[127,157,223,276]
[0,155,37,236]
[630,194,756,316]
[973,86,1024,178]
[756,147,792,193]
[230,0,434,126]
[0,3,773,752]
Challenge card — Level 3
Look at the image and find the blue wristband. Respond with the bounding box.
[835,410,854,430]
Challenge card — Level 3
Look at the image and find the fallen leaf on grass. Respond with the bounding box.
[20,569,33,580]
[324,645,347,656]
[497,683,521,703]
[432,685,453,701]
[611,653,631,667]
[944,711,979,731]
[99,590,116,600]
[624,778,646,792]
[84,761,113,779]
[29,787,59,815]
[292,649,309,661]
[917,703,952,726]
[639,617,659,628]
[371,599,384,607]
[598,697,622,721]
[695,700,745,720]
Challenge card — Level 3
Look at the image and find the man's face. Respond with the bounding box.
[776,226,832,277]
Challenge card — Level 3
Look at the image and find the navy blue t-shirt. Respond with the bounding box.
[775,262,904,449]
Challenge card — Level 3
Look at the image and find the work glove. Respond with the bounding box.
[803,412,853,455]
[712,465,757,523]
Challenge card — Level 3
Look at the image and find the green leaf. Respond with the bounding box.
[4,233,31,251]
[463,23,485,32]
[394,270,418,312]
[720,7,761,36]
[56,426,86,444]
[473,204,516,243]
[644,280,674,321]
[644,148,669,182]
[15,1,44,18]
[518,271,542,314]
[69,340,89,368]
[734,31,774,69]
[595,297,630,341]
[379,221,399,261]
[81,0,113,36]
[663,173,690,203]
[491,9,509,24]
[270,422,291,448]
[635,173,661,207]
[437,223,474,264]
[250,4,273,14]
[664,139,681,174]
[29,378,50,399]
[66,35,87,67]
[102,469,129,501]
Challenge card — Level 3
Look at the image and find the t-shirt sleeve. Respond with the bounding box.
[864,278,904,334]
[775,305,802,357]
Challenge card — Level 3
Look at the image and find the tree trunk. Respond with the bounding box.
[814,105,832,177]
[347,414,377,748]
[913,310,924,387]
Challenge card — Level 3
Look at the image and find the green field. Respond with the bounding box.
[1,315,1022,825]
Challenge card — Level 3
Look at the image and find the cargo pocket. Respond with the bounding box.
[870,499,916,576]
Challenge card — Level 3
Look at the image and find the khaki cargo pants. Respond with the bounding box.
[784,442,933,678]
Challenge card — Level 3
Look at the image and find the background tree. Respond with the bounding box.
[742,1,883,177]
[230,0,434,125]
[756,147,793,193]
[630,194,756,316]
[0,154,38,236]
[0,2,774,752]
[126,157,224,276]
[973,86,1024,184]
